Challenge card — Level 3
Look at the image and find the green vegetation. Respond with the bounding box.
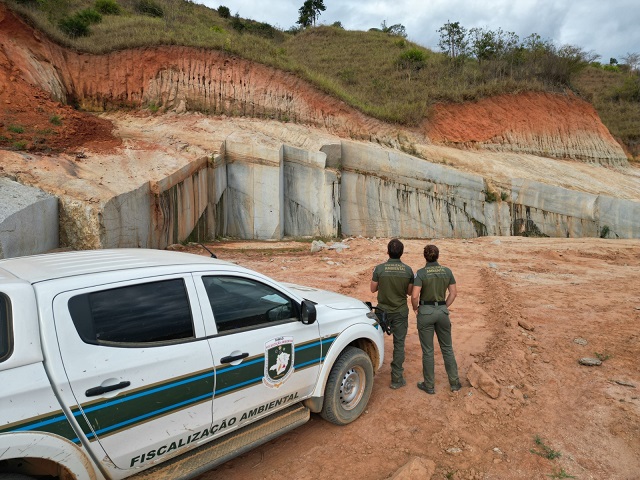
[49,114,63,126]
[95,0,121,15]
[483,189,498,203]
[5,0,639,155]
[217,5,230,19]
[594,351,611,361]
[8,124,25,134]
[531,435,562,460]
[134,0,164,18]
[297,0,325,28]
[547,468,575,479]
[573,66,640,159]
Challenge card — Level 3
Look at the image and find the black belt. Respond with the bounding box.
[420,301,446,306]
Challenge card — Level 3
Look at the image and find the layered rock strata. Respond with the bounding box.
[2,130,639,258]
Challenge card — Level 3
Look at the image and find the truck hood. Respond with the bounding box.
[282,283,367,310]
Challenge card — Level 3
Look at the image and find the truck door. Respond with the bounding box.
[52,274,215,471]
[193,273,322,432]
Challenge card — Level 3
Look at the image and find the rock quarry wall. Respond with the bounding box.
[1,126,639,259]
[0,3,638,258]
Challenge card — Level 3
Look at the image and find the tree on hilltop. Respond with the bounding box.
[297,0,325,28]
[437,20,468,59]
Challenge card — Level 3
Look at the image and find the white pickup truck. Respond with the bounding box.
[0,249,384,480]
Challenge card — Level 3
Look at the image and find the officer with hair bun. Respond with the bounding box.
[411,244,461,394]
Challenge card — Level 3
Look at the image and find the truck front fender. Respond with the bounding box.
[310,322,384,400]
[0,432,98,480]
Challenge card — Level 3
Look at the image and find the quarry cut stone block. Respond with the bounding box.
[467,363,501,399]
[283,145,339,238]
[0,178,58,258]
[224,133,284,240]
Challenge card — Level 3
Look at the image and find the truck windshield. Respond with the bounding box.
[0,293,11,362]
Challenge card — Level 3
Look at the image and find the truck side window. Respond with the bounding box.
[0,293,12,362]
[202,276,296,333]
[68,279,194,345]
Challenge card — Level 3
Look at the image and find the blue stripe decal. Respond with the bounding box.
[15,413,70,431]
[82,371,215,415]
[91,392,214,437]
[216,356,263,373]
[296,340,322,351]
[295,358,321,369]
[215,376,263,394]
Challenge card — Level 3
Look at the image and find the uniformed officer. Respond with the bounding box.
[370,239,414,389]
[411,244,461,394]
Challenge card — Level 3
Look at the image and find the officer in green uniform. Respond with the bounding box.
[411,244,461,394]
[370,239,414,389]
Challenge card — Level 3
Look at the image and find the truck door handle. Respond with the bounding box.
[220,352,249,364]
[85,381,131,397]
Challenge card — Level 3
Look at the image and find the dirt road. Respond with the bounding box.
[185,236,640,480]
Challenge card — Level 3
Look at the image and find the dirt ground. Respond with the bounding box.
[179,236,640,480]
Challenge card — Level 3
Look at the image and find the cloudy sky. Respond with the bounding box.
[198,0,639,63]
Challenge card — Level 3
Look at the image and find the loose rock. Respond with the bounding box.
[310,240,327,253]
[518,320,535,331]
[579,357,602,366]
[573,338,588,346]
[390,457,436,479]
[467,363,501,399]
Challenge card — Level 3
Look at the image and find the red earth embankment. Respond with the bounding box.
[0,2,628,162]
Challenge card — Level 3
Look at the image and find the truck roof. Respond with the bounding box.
[0,249,230,284]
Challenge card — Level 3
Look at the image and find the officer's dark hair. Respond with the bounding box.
[387,239,404,259]
[424,244,439,262]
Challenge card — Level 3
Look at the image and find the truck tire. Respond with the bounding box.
[320,346,373,426]
[0,474,37,480]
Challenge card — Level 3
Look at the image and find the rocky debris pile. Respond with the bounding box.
[310,240,350,253]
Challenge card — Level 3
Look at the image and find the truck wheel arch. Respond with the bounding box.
[0,433,97,480]
[306,324,383,406]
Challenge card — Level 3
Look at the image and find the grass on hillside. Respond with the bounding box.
[573,66,640,159]
[6,0,640,156]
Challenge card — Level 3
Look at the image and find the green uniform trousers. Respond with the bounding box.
[416,305,460,389]
[388,311,409,383]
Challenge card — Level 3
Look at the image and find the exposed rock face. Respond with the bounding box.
[0,178,58,258]
[0,4,638,257]
[2,113,640,257]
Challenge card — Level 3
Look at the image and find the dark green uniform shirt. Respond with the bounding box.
[372,259,414,314]
[414,261,456,302]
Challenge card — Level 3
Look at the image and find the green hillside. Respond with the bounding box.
[6,0,639,158]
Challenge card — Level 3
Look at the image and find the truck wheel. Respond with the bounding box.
[321,346,373,425]
[0,474,37,480]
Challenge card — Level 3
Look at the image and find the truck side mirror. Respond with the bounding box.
[300,300,317,325]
